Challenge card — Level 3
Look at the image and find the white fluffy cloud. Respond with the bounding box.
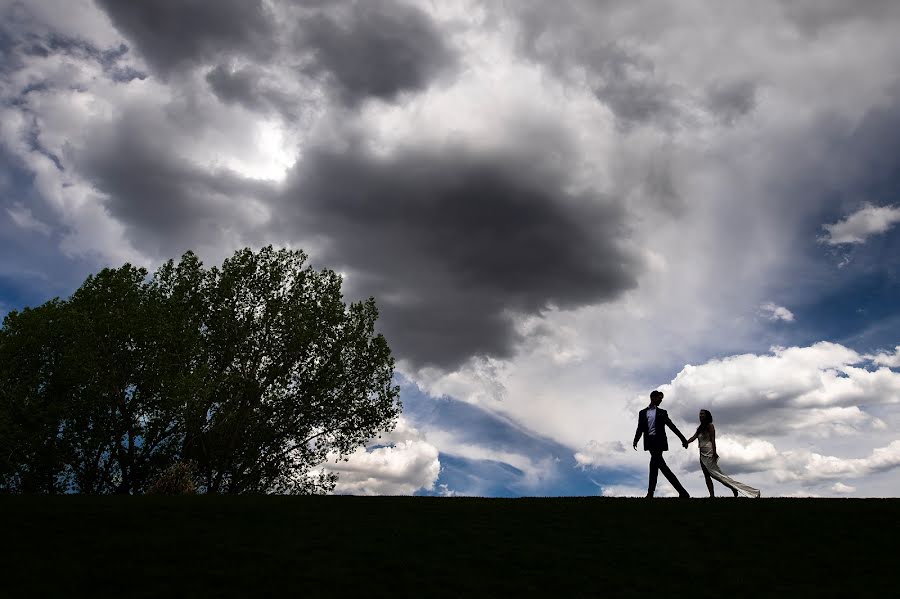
[775,441,900,484]
[659,342,899,437]
[760,302,795,322]
[871,346,900,368]
[831,482,856,494]
[574,441,628,469]
[322,419,441,496]
[819,204,900,245]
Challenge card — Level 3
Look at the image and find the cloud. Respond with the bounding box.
[6,202,51,235]
[778,0,900,35]
[202,0,456,114]
[774,440,900,484]
[323,418,441,496]
[705,79,758,125]
[292,0,456,106]
[658,342,900,437]
[94,0,276,75]
[74,111,275,257]
[574,441,629,469]
[204,64,300,119]
[831,482,856,494]
[819,204,900,245]
[871,346,900,368]
[703,435,781,474]
[760,302,795,322]
[503,3,686,128]
[281,141,641,369]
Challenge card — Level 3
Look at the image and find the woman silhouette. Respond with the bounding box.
[686,410,760,498]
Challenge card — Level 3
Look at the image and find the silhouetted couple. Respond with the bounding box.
[633,390,760,498]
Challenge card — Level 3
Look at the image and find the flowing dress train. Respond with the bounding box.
[698,431,761,498]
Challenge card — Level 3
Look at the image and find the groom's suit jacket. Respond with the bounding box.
[633,407,687,452]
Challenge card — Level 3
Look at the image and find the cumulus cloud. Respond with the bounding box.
[760,302,795,322]
[323,418,441,496]
[74,110,276,256]
[291,0,456,106]
[819,204,900,245]
[774,440,900,484]
[831,482,856,494]
[94,0,276,75]
[204,64,301,119]
[658,342,900,437]
[871,346,900,368]
[574,441,628,469]
[712,436,781,473]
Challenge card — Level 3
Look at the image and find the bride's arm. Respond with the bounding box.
[709,423,718,460]
[686,430,698,444]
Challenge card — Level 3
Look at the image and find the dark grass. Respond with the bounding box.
[2,496,897,597]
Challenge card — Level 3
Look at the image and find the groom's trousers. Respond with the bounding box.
[648,449,688,497]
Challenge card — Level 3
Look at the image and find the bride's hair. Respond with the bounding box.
[696,409,713,434]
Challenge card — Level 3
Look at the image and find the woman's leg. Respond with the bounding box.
[700,462,714,497]
[704,459,760,498]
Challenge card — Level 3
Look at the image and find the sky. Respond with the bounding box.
[2,0,900,497]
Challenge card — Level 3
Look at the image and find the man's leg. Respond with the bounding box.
[656,452,690,497]
[647,451,660,497]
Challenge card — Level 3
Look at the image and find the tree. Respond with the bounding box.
[0,246,400,494]
[0,300,69,493]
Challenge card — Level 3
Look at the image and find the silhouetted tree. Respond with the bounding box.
[0,246,400,494]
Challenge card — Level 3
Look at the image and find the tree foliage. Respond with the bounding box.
[0,246,400,494]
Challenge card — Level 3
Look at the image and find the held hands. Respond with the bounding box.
[682,440,689,449]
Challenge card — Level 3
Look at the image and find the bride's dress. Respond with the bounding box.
[698,431,761,498]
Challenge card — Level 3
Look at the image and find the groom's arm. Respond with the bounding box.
[665,414,688,445]
[632,417,642,450]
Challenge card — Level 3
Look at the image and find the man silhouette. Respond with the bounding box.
[633,390,690,498]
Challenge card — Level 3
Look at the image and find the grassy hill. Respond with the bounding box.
[1,496,895,597]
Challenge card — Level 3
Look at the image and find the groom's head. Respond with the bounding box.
[650,390,664,406]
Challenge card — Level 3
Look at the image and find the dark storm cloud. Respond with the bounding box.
[205,64,299,118]
[293,0,456,105]
[705,79,757,125]
[94,0,275,75]
[205,64,264,110]
[280,144,641,369]
[594,75,680,128]
[778,0,900,35]
[73,116,274,257]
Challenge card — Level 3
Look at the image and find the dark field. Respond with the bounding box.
[2,496,896,597]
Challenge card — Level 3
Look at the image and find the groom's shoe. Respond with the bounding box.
[678,492,690,499]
